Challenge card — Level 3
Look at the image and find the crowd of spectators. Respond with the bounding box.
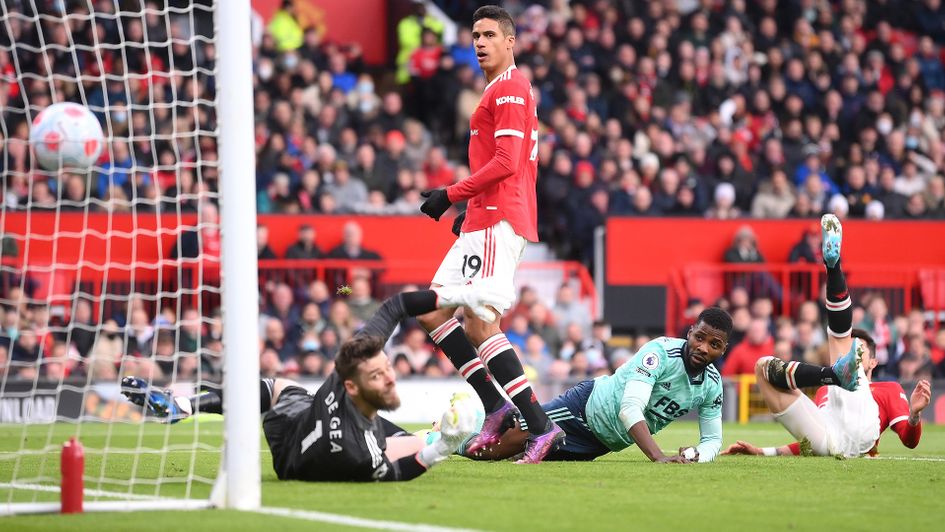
[254,0,945,265]
[4,1,945,261]
[678,286,945,383]
[2,1,945,388]
[4,269,944,387]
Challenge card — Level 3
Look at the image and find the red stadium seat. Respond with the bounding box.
[919,269,945,312]
[28,267,76,307]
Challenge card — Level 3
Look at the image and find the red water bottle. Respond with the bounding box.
[61,437,84,513]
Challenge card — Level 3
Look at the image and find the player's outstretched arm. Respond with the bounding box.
[893,379,930,449]
[691,416,722,463]
[721,440,797,457]
[909,379,931,423]
[367,396,480,482]
[444,135,523,203]
[419,135,522,221]
[620,380,691,464]
[357,288,512,341]
[689,384,725,462]
[678,418,723,463]
[628,421,689,463]
[355,291,434,340]
[412,397,480,471]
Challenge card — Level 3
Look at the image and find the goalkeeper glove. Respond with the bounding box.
[420,189,452,221]
[417,395,480,468]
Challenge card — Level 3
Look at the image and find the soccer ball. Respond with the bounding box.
[29,102,105,171]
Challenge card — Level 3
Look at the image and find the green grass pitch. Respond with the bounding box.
[1,421,942,531]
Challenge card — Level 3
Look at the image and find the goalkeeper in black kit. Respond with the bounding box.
[121,286,505,482]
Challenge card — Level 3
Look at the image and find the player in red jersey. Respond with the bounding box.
[722,330,930,457]
[417,5,563,463]
[722,215,931,458]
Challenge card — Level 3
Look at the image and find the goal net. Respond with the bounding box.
[0,0,258,513]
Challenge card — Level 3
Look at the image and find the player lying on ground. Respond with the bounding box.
[122,286,506,482]
[721,338,930,457]
[722,214,930,458]
[416,5,563,463]
[428,308,733,463]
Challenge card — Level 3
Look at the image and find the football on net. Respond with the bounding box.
[29,102,105,171]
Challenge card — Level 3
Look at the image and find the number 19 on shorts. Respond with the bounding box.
[462,254,482,279]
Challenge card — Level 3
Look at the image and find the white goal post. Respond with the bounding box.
[0,0,258,514]
[216,0,260,512]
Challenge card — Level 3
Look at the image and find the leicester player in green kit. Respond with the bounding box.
[436,307,733,463]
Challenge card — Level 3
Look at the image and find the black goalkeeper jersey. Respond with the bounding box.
[264,293,437,482]
[265,372,405,482]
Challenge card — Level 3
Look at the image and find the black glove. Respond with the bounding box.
[420,189,452,221]
[451,211,466,236]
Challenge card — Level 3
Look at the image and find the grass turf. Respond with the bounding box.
[1,421,942,531]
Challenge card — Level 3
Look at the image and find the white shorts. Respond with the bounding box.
[431,220,526,304]
[774,383,880,458]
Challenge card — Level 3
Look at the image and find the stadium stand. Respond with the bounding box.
[2,0,945,388]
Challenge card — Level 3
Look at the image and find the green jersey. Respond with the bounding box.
[584,337,723,455]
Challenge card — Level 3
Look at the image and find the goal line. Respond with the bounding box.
[0,481,481,532]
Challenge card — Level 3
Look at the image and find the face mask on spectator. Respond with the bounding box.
[113,111,127,124]
[258,62,273,81]
[877,119,893,135]
[358,83,377,113]
[302,339,319,351]
[282,53,299,70]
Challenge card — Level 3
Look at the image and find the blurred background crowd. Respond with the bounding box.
[4,265,944,385]
[1,0,944,386]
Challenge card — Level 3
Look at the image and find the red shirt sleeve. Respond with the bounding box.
[787,442,801,455]
[881,383,912,425]
[881,383,922,449]
[446,134,523,202]
[891,418,922,449]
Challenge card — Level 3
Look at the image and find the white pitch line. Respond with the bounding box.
[255,505,485,532]
[0,481,165,500]
[0,499,212,516]
[865,456,945,462]
[0,449,236,456]
[0,496,486,530]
